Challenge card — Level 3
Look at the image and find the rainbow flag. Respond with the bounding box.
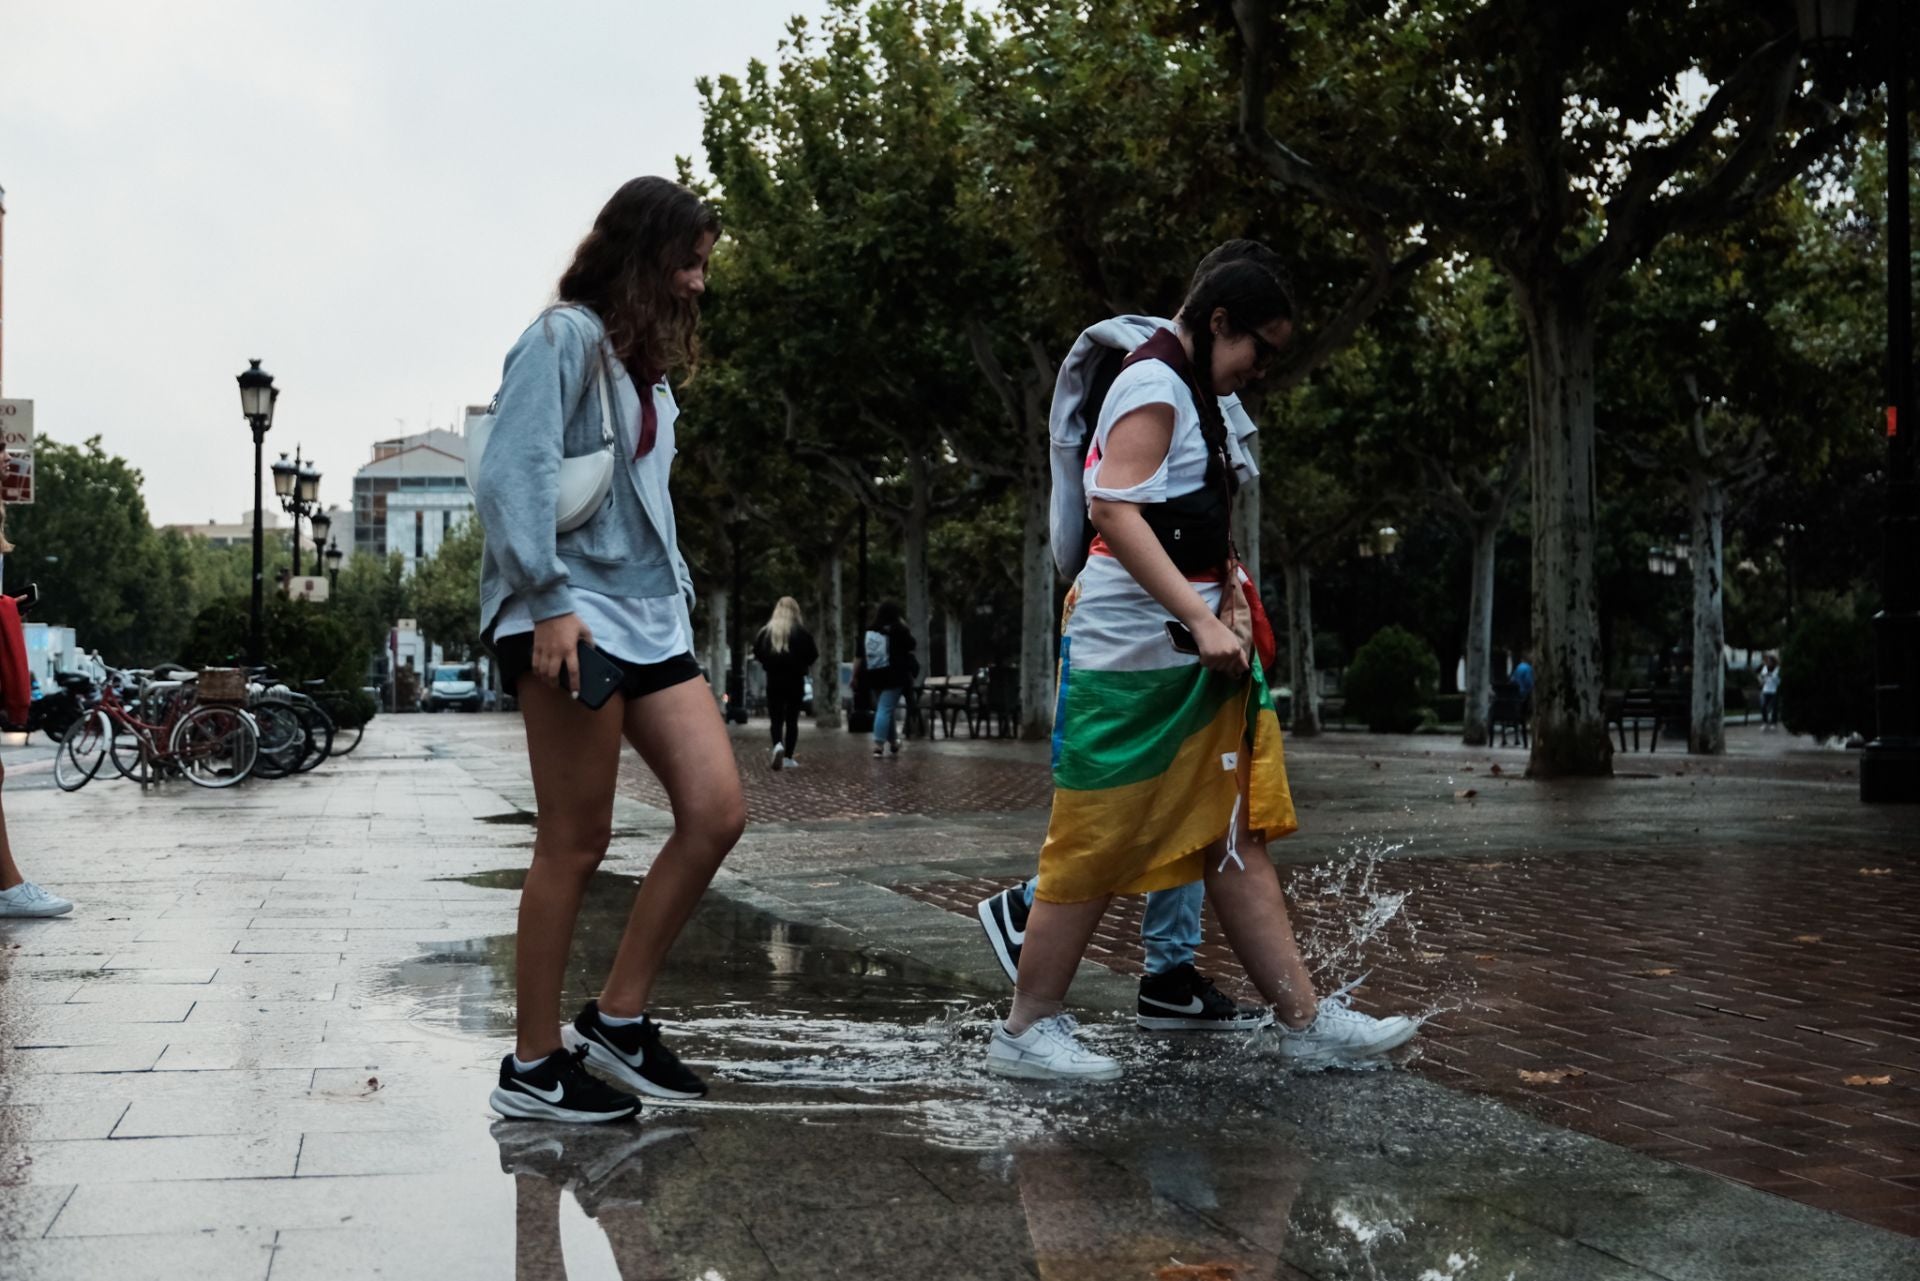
[1036,566,1297,903]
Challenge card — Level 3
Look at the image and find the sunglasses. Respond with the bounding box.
[1250,330,1285,367]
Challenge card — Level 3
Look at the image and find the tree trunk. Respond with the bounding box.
[1234,436,1262,590]
[1018,431,1055,740]
[1282,559,1320,736]
[814,547,843,729]
[903,449,933,666]
[1460,516,1500,747]
[1688,471,1727,755]
[1512,275,1612,776]
[706,587,730,715]
[944,609,965,678]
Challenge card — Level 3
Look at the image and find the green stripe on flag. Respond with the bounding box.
[1053,664,1240,791]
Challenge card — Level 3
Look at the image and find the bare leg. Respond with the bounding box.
[1007,895,1111,1032]
[595,676,745,1018]
[0,757,24,890]
[1202,829,1318,1029]
[514,678,628,1061]
[512,1172,568,1281]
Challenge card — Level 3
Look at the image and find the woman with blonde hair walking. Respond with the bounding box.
[753,596,818,770]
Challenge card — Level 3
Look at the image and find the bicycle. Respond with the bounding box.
[85,669,259,789]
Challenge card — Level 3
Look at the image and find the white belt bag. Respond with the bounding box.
[466,359,617,533]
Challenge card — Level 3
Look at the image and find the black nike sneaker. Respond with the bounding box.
[1136,963,1272,1032]
[974,885,1030,985]
[490,1046,640,1123]
[563,1001,708,1100]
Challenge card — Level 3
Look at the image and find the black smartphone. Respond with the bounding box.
[566,642,623,710]
[1166,620,1199,654]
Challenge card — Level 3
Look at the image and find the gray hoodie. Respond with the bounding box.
[472,306,693,639]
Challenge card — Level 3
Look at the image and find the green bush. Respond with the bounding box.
[182,596,371,697]
[1781,603,1874,741]
[1342,625,1441,734]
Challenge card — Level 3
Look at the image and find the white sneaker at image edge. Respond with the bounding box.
[0,882,74,918]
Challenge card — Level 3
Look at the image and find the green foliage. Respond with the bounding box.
[411,518,485,661]
[1780,600,1875,742]
[1342,625,1440,734]
[182,595,369,694]
[332,551,413,658]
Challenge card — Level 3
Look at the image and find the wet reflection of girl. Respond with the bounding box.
[474,177,742,1122]
[987,260,1416,1079]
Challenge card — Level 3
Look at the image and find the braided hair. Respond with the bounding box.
[1176,257,1295,492]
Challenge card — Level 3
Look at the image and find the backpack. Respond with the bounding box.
[864,629,891,672]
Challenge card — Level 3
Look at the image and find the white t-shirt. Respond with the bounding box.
[1084,360,1211,506]
[492,380,693,665]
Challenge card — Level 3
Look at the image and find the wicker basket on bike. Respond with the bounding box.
[197,667,248,705]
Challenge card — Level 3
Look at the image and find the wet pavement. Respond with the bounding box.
[1,714,1916,1279]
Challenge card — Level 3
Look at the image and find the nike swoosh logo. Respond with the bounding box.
[516,1079,566,1104]
[1140,995,1206,1015]
[1006,916,1026,945]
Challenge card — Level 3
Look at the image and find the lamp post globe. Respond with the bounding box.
[324,540,344,590]
[271,452,297,499]
[310,510,332,550]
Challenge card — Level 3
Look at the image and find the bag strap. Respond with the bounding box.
[594,355,617,451]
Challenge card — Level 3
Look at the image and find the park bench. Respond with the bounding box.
[1490,681,1530,748]
[1608,687,1686,752]
[914,674,975,738]
[966,666,1021,738]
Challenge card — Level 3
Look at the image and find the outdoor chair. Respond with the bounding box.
[1491,682,1530,748]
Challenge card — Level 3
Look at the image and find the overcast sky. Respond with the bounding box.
[1,0,834,527]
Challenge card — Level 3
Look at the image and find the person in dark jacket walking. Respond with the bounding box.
[753,597,818,770]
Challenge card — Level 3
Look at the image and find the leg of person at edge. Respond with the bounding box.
[0,757,73,919]
[472,177,743,1124]
[981,244,1416,1082]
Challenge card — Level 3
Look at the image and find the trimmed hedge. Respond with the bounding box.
[1343,626,1441,734]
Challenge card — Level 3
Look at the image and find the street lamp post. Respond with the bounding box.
[272,446,323,579]
[324,539,344,591]
[1803,0,1919,800]
[236,360,278,666]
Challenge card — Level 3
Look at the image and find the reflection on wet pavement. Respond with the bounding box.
[353,872,1918,1280]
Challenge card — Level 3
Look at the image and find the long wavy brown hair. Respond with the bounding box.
[557,176,719,384]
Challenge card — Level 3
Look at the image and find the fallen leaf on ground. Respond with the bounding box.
[1859,868,1894,876]
[1843,1074,1893,1087]
[1417,951,1446,961]
[1636,967,1677,977]
[1519,1067,1587,1085]
[1475,953,1498,961]
[1454,788,1478,799]
[365,1076,381,1092]
[1791,934,1822,944]
[1370,760,1382,770]
[1488,763,1504,776]
[1462,765,1475,772]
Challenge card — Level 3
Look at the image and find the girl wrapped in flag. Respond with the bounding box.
[984,255,1418,1081]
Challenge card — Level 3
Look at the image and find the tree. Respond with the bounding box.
[411,516,485,662]
[1219,0,1858,775]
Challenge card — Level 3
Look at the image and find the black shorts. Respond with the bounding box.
[490,634,703,702]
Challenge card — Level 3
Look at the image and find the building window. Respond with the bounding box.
[415,511,425,561]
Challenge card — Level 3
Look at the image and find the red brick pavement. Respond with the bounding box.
[617,723,1054,823]
[896,848,1920,1237]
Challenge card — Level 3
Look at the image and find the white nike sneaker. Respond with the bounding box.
[985,1014,1122,1082]
[1274,978,1418,1066]
[0,881,74,918]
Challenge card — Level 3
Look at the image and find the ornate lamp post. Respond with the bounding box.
[236,360,278,665]
[324,539,344,591]
[271,446,324,577]
[1801,0,1918,800]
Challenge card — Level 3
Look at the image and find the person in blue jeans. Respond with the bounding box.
[976,877,1266,1031]
[864,601,916,758]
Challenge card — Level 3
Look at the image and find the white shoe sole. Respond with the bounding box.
[0,906,74,918]
[562,1025,707,1101]
[985,1053,1122,1083]
[1137,1010,1274,1032]
[489,1085,637,1124]
[975,895,1021,986]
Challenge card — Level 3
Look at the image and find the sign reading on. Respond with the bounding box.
[0,400,33,452]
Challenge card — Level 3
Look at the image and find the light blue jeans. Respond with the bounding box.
[1019,877,1202,976]
[872,687,902,746]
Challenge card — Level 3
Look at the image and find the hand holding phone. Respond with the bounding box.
[565,642,624,710]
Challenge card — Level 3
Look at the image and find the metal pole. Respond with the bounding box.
[728,520,746,724]
[1863,16,1920,803]
[250,431,265,665]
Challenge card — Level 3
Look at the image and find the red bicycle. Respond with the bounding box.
[57,671,259,790]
